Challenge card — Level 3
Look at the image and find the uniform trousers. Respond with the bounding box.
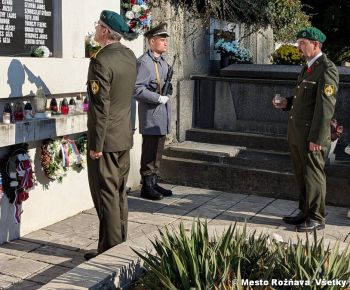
[87,149,130,253]
[289,143,328,223]
[140,135,166,176]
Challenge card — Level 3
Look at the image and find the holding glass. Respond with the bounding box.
[272,93,287,109]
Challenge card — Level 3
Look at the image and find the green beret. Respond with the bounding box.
[144,22,170,38]
[296,27,326,43]
[99,10,137,41]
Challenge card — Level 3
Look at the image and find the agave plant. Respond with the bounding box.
[133,221,350,290]
[134,219,237,289]
[272,231,350,290]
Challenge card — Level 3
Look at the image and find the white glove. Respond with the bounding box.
[158,95,169,104]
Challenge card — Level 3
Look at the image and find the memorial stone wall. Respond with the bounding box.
[0,0,53,56]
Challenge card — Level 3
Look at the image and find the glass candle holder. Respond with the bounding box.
[24,102,33,119]
[60,98,69,115]
[33,87,47,118]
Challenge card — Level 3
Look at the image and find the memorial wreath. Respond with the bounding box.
[121,0,152,35]
[1,144,35,224]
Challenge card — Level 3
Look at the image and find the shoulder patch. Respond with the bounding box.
[324,84,335,97]
[90,80,100,94]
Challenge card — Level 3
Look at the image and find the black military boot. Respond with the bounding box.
[140,175,163,200]
[153,175,173,197]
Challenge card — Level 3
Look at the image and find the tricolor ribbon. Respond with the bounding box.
[70,140,82,165]
[61,143,70,168]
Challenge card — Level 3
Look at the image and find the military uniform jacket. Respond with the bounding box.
[133,50,171,135]
[287,54,339,147]
[87,42,137,152]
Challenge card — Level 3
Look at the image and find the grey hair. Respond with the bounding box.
[100,20,122,41]
[107,30,122,41]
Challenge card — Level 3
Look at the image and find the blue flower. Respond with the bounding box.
[214,38,252,64]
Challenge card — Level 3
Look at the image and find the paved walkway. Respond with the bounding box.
[0,185,349,289]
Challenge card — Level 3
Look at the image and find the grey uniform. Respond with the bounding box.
[134,50,171,135]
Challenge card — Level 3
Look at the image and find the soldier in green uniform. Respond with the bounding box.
[85,10,137,260]
[273,27,339,232]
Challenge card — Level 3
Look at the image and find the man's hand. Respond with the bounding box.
[272,97,288,109]
[158,95,169,104]
[90,150,103,160]
[309,142,322,152]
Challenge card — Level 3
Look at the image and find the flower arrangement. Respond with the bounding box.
[271,44,304,65]
[215,38,253,64]
[30,46,52,57]
[121,0,152,35]
[330,119,343,142]
[85,32,101,57]
[41,137,86,183]
[1,144,35,224]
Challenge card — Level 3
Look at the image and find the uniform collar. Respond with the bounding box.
[102,41,123,50]
[147,49,164,62]
[307,52,323,68]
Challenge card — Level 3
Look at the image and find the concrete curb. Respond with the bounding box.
[40,231,158,290]
[40,222,350,289]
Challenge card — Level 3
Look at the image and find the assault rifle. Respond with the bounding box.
[162,55,177,96]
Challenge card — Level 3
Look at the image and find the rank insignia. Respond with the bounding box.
[324,84,335,97]
[90,80,100,94]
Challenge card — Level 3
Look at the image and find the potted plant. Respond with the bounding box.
[271,44,304,65]
[214,38,253,67]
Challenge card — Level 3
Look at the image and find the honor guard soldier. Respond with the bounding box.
[85,10,137,260]
[134,23,173,200]
[273,27,339,231]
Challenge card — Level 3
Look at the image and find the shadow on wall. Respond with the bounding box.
[7,59,25,98]
[6,59,52,98]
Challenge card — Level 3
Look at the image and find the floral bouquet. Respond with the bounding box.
[122,0,151,35]
[30,46,52,57]
[85,32,101,57]
[215,38,252,64]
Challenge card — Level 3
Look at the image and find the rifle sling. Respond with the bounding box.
[153,61,162,95]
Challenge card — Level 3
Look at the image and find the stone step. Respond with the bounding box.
[235,120,288,136]
[186,128,290,152]
[165,141,350,179]
[165,141,292,173]
[160,155,350,207]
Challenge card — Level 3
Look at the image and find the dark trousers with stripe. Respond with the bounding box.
[140,135,166,177]
[87,149,130,253]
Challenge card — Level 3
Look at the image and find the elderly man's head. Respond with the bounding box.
[296,27,326,61]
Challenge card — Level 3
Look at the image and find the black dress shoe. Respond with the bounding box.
[282,212,307,225]
[84,251,99,260]
[296,219,325,232]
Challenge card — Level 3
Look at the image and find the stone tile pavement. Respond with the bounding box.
[0,185,349,289]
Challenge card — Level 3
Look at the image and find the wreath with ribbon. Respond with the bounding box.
[122,0,152,35]
[41,136,87,183]
[1,144,35,224]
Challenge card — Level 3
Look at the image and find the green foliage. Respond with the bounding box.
[272,232,350,289]
[271,44,305,65]
[134,220,236,289]
[134,220,350,290]
[266,0,311,43]
[149,0,310,42]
